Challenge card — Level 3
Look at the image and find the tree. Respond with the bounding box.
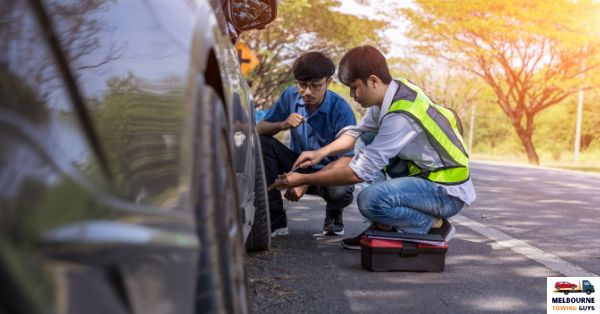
[402,0,600,164]
[240,0,387,108]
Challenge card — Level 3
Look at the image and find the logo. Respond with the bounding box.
[548,277,599,313]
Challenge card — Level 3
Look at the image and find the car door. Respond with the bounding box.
[0,0,205,313]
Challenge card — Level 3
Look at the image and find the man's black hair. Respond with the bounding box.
[292,51,335,81]
[338,45,392,85]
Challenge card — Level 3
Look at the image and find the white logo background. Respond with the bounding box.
[547,277,600,314]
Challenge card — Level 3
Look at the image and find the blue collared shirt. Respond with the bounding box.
[264,86,356,168]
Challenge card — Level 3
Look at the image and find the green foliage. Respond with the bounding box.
[402,0,600,164]
[534,88,600,157]
[241,0,388,108]
[0,63,47,123]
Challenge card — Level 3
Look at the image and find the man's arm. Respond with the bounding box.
[303,164,361,186]
[257,112,304,135]
[269,158,361,191]
[318,134,357,157]
[293,134,357,169]
[256,120,284,136]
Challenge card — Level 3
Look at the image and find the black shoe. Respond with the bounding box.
[428,218,455,241]
[340,224,392,250]
[323,212,344,236]
[323,216,334,235]
[332,212,344,236]
[341,234,362,250]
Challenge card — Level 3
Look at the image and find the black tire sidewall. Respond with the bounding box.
[194,84,248,314]
[246,128,271,252]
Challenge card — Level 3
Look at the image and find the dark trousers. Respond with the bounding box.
[259,135,355,227]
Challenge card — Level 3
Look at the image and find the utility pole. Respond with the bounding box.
[574,66,585,164]
[574,86,584,164]
[468,103,476,154]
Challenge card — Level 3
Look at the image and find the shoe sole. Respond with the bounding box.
[340,241,360,250]
[323,229,344,236]
[271,227,289,237]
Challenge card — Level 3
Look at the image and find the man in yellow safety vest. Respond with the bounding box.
[268,45,476,249]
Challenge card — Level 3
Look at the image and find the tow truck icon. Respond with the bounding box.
[554,280,595,295]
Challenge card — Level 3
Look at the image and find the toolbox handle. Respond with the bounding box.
[399,241,418,257]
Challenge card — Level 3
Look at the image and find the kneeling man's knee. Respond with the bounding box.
[357,186,378,219]
[325,186,354,209]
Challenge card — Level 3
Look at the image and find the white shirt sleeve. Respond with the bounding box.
[348,113,421,182]
[336,107,381,138]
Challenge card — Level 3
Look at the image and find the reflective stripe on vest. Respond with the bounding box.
[386,79,470,184]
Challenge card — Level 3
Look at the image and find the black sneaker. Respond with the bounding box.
[323,216,334,235]
[323,212,344,236]
[332,212,344,236]
[340,234,362,250]
[340,224,392,250]
[428,218,455,241]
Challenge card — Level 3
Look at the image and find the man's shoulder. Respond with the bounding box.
[281,86,300,99]
[272,86,300,109]
[326,90,352,111]
[327,89,347,103]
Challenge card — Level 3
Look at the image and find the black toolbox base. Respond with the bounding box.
[360,236,447,272]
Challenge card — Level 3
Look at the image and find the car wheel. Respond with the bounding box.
[564,291,569,295]
[194,83,249,314]
[245,128,271,252]
[586,290,592,295]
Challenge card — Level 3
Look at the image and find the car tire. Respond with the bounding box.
[194,83,249,314]
[245,128,271,252]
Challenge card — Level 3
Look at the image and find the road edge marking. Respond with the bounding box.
[472,160,600,177]
[453,214,598,277]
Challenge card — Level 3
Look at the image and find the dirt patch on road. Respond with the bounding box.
[246,242,308,312]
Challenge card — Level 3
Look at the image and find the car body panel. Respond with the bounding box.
[0,0,274,312]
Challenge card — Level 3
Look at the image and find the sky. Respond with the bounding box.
[337,0,413,57]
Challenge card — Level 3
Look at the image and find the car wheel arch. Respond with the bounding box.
[204,48,228,117]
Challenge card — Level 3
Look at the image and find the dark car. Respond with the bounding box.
[555,281,577,290]
[0,0,275,313]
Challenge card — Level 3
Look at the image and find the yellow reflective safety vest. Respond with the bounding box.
[385,79,469,185]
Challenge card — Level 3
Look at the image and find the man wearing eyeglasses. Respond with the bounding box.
[257,51,356,237]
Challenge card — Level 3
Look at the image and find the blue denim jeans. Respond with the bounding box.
[355,132,465,234]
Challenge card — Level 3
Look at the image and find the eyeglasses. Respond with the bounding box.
[295,78,329,91]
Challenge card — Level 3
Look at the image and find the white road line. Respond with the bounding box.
[472,160,600,178]
[453,214,598,277]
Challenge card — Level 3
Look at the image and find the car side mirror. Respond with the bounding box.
[227,0,277,33]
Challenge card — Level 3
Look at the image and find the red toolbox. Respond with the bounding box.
[360,230,448,272]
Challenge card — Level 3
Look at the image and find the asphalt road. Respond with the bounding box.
[246,161,600,313]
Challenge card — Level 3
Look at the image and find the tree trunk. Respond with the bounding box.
[513,124,540,165]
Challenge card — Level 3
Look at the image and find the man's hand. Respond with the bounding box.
[284,185,309,202]
[280,113,305,130]
[267,172,304,191]
[292,150,326,170]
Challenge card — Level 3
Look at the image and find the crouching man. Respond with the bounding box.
[268,45,476,249]
[257,51,356,236]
